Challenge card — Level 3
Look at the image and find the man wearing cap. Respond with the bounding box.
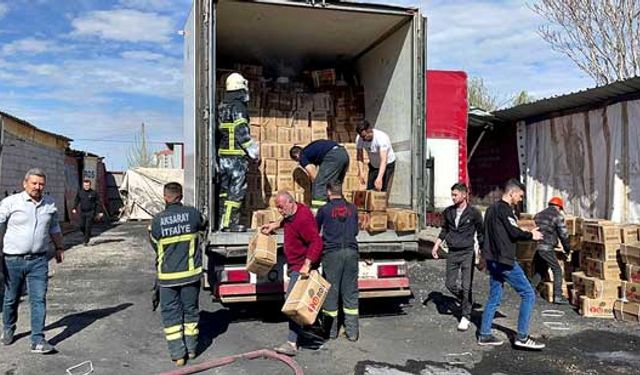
[530,197,571,305]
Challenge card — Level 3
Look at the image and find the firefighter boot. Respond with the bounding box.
[322,311,339,339]
[344,309,359,341]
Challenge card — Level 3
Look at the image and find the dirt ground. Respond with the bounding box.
[1,222,639,375]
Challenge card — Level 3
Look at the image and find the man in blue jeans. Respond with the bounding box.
[478,179,545,350]
[1,168,65,354]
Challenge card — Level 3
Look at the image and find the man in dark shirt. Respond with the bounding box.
[478,179,544,350]
[289,140,349,208]
[432,183,483,332]
[531,197,571,305]
[316,182,359,341]
[72,179,103,246]
[261,191,323,356]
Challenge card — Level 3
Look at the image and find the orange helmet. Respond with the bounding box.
[548,196,564,210]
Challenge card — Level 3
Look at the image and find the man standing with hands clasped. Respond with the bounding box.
[261,191,323,356]
[72,179,103,246]
[1,168,64,354]
[478,179,545,350]
[432,183,483,332]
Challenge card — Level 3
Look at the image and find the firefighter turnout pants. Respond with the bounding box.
[159,282,200,360]
[321,247,359,339]
[218,156,248,230]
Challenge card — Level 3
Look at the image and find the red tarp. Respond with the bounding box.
[426,70,468,184]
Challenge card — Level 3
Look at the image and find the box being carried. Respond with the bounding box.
[282,270,331,326]
[246,233,278,276]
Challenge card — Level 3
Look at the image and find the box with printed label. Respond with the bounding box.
[386,208,417,232]
[582,276,621,299]
[246,233,278,276]
[366,191,387,212]
[352,191,367,210]
[582,241,619,262]
[620,225,639,243]
[276,175,295,192]
[262,159,278,175]
[583,224,621,244]
[571,271,586,306]
[291,128,311,144]
[365,212,387,232]
[613,300,640,322]
[622,281,640,304]
[579,296,615,318]
[621,243,640,265]
[277,127,292,143]
[584,258,621,280]
[626,264,640,283]
[282,270,331,326]
[277,160,298,176]
[565,216,577,236]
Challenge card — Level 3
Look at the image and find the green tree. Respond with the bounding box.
[512,90,535,106]
[468,76,499,111]
[127,123,156,168]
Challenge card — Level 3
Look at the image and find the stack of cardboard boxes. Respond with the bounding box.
[615,232,640,322]
[219,65,369,225]
[349,190,418,233]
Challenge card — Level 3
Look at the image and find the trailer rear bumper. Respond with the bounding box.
[216,277,411,303]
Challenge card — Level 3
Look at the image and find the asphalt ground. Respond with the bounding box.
[1,222,639,375]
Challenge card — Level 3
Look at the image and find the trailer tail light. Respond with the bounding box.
[222,270,250,283]
[377,264,407,278]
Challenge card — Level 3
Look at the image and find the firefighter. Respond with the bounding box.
[315,182,360,341]
[217,72,259,231]
[149,182,207,366]
[530,197,572,305]
[289,140,349,208]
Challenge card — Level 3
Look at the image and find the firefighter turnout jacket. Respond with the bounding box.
[217,91,259,160]
[150,202,206,287]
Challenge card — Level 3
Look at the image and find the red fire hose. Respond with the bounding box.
[154,349,304,375]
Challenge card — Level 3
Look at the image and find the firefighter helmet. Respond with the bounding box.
[548,196,564,210]
[225,72,248,92]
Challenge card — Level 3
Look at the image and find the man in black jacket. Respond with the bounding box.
[478,179,545,350]
[72,179,103,246]
[316,182,359,341]
[432,183,483,332]
[531,197,571,304]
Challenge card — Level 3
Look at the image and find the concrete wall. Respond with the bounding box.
[0,116,68,214]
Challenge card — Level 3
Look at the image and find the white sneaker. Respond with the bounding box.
[457,317,470,331]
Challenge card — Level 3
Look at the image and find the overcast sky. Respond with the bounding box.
[0,0,592,171]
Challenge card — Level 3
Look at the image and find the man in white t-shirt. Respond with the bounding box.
[355,121,396,193]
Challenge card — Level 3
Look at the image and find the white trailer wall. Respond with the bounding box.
[520,99,640,223]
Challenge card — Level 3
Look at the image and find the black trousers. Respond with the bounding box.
[531,249,563,299]
[321,247,359,339]
[366,161,396,192]
[312,147,349,207]
[79,213,94,244]
[445,249,474,319]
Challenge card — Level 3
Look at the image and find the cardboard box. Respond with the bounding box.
[613,300,640,322]
[386,208,417,232]
[621,242,640,265]
[246,233,278,276]
[582,276,620,299]
[582,241,619,262]
[277,160,298,176]
[357,211,369,230]
[262,123,278,142]
[352,191,367,210]
[261,143,279,159]
[579,296,615,318]
[516,241,537,261]
[365,212,387,232]
[569,235,582,251]
[626,264,640,283]
[263,174,277,193]
[277,127,292,143]
[311,123,328,141]
[366,191,387,212]
[250,125,262,142]
[292,167,311,192]
[291,128,311,144]
[571,271,586,306]
[293,111,310,128]
[584,258,621,280]
[312,93,332,111]
[565,216,577,236]
[296,95,314,113]
[518,219,536,231]
[261,159,278,175]
[250,208,282,229]
[622,281,640,303]
[277,175,295,192]
[583,224,621,244]
[620,225,639,243]
[282,270,331,326]
[343,176,360,193]
[311,70,336,88]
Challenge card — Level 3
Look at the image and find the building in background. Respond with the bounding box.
[0,111,71,212]
[154,142,184,169]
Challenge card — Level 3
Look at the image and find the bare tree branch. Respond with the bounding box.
[530,0,640,85]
